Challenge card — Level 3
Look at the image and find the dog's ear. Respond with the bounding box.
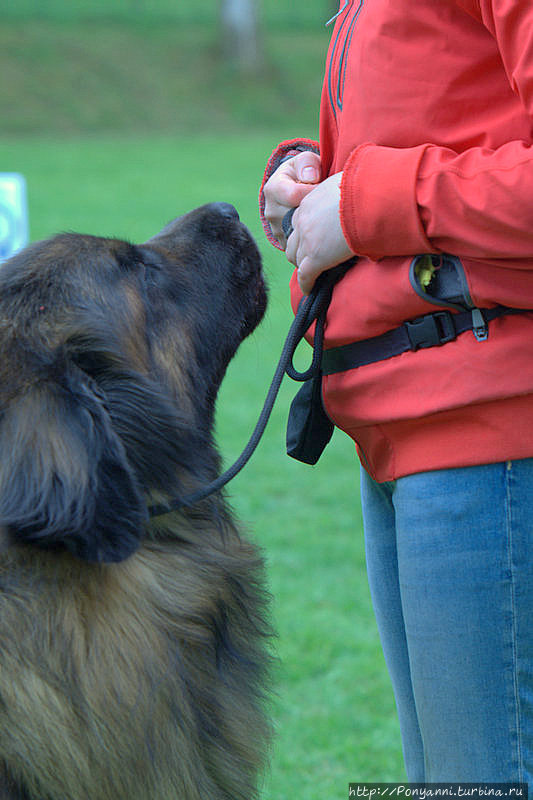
[0,355,147,563]
[67,329,215,496]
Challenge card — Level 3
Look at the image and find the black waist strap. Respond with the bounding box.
[321,306,530,376]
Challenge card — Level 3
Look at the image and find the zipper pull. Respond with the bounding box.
[326,1,349,26]
[471,308,488,341]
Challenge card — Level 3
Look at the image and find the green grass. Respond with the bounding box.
[3,132,405,796]
[0,9,405,795]
[0,19,328,137]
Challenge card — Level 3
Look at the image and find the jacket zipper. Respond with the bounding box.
[327,1,364,121]
[326,1,349,27]
[409,254,489,341]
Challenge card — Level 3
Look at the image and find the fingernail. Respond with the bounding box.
[301,166,318,182]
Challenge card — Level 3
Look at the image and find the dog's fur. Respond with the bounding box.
[0,203,270,800]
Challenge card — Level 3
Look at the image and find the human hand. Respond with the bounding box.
[285,171,354,294]
[263,151,322,249]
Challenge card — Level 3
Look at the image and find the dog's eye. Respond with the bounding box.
[132,247,170,293]
[141,261,162,287]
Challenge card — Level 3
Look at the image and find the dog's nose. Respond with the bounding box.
[210,202,240,221]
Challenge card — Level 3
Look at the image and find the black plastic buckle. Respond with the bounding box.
[405,311,456,351]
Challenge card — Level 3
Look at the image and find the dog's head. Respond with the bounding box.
[0,203,266,563]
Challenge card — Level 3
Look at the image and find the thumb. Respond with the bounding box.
[293,151,321,184]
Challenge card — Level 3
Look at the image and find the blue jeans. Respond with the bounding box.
[361,459,533,784]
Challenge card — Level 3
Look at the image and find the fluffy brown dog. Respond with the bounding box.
[0,202,270,800]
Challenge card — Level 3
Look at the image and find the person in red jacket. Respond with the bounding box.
[261,0,533,785]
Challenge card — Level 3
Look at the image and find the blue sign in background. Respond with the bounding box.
[0,174,28,262]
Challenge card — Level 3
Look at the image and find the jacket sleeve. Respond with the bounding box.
[339,0,533,265]
[259,138,320,250]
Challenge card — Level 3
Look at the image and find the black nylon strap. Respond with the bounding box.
[322,306,527,376]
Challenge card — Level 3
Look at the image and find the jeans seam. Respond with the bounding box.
[506,461,523,781]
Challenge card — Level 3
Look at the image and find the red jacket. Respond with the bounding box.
[260,0,533,481]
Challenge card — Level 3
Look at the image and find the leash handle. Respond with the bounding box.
[282,208,296,240]
[282,207,355,381]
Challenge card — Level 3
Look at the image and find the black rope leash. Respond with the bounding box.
[148,210,353,518]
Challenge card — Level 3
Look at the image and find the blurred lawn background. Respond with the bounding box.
[0,1,405,795]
